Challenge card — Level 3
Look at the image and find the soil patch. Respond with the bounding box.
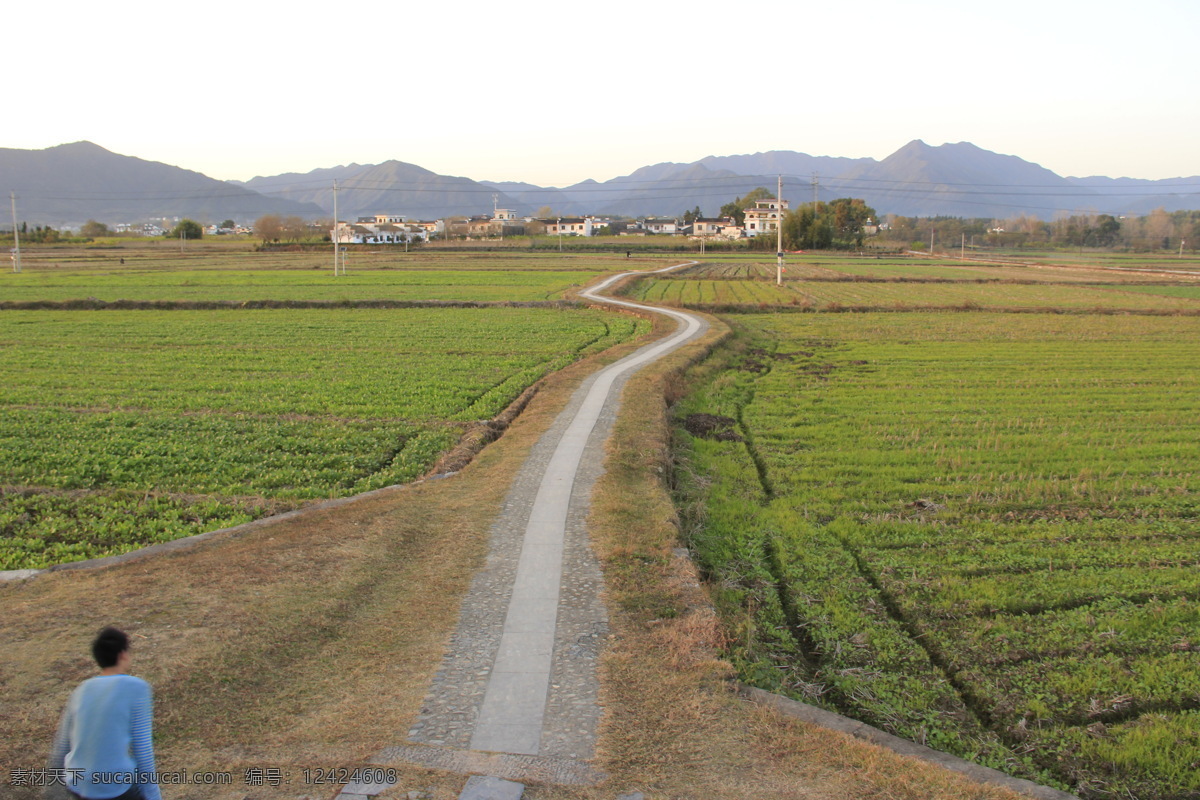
[683,413,744,442]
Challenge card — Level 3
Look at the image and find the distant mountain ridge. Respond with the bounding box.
[239,160,521,220]
[824,140,1089,219]
[0,141,323,226]
[242,140,1200,220]
[4,140,1198,226]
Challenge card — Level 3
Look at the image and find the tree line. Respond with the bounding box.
[253,215,326,244]
[711,188,1199,253]
[880,209,1199,252]
[716,187,879,251]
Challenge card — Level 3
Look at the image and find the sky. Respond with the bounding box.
[5,0,1198,187]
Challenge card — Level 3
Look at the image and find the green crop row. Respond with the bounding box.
[672,312,1200,798]
[625,275,1200,311]
[0,309,642,420]
[0,267,605,303]
[0,307,648,569]
[0,489,273,570]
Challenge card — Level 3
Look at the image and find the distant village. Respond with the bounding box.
[56,196,821,245]
[330,197,794,245]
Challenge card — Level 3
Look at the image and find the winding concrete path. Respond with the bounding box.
[467,263,705,755]
[468,266,705,753]
[348,262,707,795]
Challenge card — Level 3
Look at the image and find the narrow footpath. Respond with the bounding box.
[334,263,707,799]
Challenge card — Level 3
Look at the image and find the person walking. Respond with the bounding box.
[47,627,162,800]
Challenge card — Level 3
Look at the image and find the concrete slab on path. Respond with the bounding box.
[459,775,525,800]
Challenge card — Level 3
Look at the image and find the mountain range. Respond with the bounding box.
[3,140,1198,227]
[0,142,323,226]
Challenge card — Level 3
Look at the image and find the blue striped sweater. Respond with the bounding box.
[48,674,162,800]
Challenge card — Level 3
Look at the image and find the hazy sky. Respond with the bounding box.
[5,0,1197,186]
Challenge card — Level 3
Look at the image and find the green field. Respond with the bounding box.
[0,268,602,303]
[0,247,646,304]
[661,252,1200,282]
[673,311,1200,798]
[619,256,1200,314]
[0,251,650,569]
[626,275,1200,311]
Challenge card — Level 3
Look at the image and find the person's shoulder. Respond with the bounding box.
[73,674,146,703]
[107,674,153,696]
[120,674,152,690]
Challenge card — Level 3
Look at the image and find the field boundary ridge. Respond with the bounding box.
[737,684,1080,800]
[0,474,459,583]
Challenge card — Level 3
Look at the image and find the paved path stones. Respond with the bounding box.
[400,263,706,776]
[458,776,525,800]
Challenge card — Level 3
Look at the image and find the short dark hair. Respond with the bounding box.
[92,627,129,668]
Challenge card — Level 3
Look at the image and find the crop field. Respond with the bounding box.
[672,254,1200,283]
[672,312,1200,798]
[621,256,1200,314]
[1,248,649,304]
[0,267,606,303]
[635,277,1200,311]
[0,298,647,569]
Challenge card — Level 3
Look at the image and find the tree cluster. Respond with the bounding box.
[879,209,1200,253]
[774,198,877,250]
[720,187,774,226]
[169,219,203,240]
[80,220,112,238]
[12,224,65,244]
[254,215,317,243]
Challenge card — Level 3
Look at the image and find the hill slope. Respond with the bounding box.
[827,140,1098,218]
[0,142,323,226]
[242,160,519,220]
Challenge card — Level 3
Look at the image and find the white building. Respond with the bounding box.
[692,217,743,238]
[543,217,596,236]
[333,218,428,244]
[743,197,788,236]
[642,219,680,235]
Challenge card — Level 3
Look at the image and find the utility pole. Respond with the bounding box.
[930,227,935,256]
[961,232,966,260]
[328,181,348,275]
[10,192,20,273]
[812,171,819,207]
[332,180,341,275]
[776,175,784,286]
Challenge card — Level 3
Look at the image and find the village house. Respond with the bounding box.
[333,215,429,244]
[641,218,680,235]
[743,197,788,236]
[691,217,742,239]
[543,217,596,236]
[415,219,445,237]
